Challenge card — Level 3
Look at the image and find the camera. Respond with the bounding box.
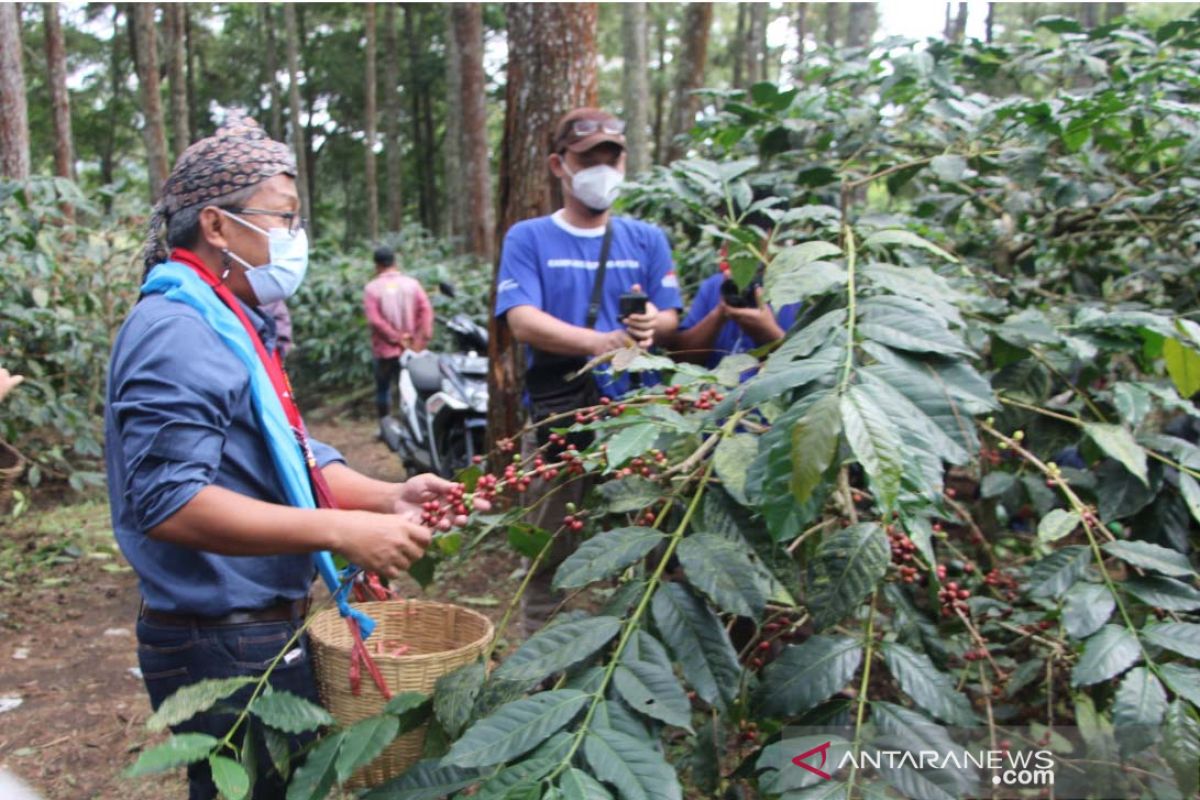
[619,290,648,318]
[720,275,762,308]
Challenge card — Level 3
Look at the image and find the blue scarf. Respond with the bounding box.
[142,261,376,638]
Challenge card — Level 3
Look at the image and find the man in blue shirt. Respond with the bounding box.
[669,273,799,370]
[494,107,682,634]
[107,117,474,799]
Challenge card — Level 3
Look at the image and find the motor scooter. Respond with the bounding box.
[380,313,489,478]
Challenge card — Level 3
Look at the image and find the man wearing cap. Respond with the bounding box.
[493,107,683,635]
[106,115,478,799]
[363,245,434,420]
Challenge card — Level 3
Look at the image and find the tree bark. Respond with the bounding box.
[748,2,767,84]
[490,2,598,447]
[404,4,432,231]
[364,2,380,241]
[43,3,74,183]
[825,2,841,47]
[444,5,465,243]
[101,5,121,202]
[282,3,311,223]
[0,2,30,181]
[298,6,317,237]
[732,3,745,89]
[1080,3,1098,29]
[163,3,189,158]
[185,7,198,139]
[1105,3,1126,23]
[620,3,650,176]
[133,4,170,200]
[453,3,494,262]
[794,3,807,73]
[985,2,995,43]
[665,2,713,164]
[846,2,875,48]
[262,5,283,140]
[652,9,667,164]
[382,4,403,232]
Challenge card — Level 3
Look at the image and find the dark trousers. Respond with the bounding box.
[136,614,321,800]
[373,356,401,418]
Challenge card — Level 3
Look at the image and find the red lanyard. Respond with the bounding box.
[168,248,336,507]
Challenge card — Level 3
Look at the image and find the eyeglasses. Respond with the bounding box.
[223,206,307,236]
[568,118,626,138]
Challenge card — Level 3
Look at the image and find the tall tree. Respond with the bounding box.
[747,2,768,84]
[404,4,435,231]
[132,4,170,200]
[732,4,746,89]
[825,2,841,47]
[262,5,283,141]
[794,3,808,74]
[364,2,380,241]
[665,2,713,163]
[444,5,466,243]
[651,9,668,164]
[846,3,876,48]
[1105,3,1126,23]
[382,4,403,232]
[43,3,74,182]
[945,2,968,43]
[185,7,198,140]
[490,2,598,447]
[986,2,995,43]
[0,2,29,181]
[282,3,311,223]
[163,3,189,158]
[453,3,494,262]
[620,3,651,176]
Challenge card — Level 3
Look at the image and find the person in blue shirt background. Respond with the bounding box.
[493,106,682,635]
[667,249,800,371]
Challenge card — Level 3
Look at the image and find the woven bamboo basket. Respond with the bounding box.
[309,599,494,788]
[0,439,24,507]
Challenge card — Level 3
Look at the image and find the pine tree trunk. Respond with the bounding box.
[43,3,74,183]
[444,5,465,244]
[262,5,283,141]
[453,3,494,262]
[0,2,30,181]
[133,4,170,200]
[282,3,311,223]
[420,66,438,234]
[794,3,807,73]
[101,5,121,203]
[185,7,198,139]
[825,2,841,47]
[732,3,745,89]
[985,2,995,43]
[163,3,189,157]
[620,3,650,176]
[652,10,667,164]
[665,2,713,164]
[954,2,969,41]
[382,4,403,232]
[404,4,432,230]
[364,3,380,241]
[748,2,767,84]
[490,2,598,448]
[298,6,317,237]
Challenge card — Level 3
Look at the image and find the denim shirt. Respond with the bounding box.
[105,292,344,616]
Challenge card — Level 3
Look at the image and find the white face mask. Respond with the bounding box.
[563,162,624,211]
[220,210,309,305]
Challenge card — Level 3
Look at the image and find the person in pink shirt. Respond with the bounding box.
[363,246,433,418]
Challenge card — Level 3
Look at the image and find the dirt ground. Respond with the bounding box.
[0,409,521,800]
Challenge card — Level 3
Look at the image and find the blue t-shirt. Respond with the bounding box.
[494,211,683,397]
[105,294,344,616]
[679,273,801,371]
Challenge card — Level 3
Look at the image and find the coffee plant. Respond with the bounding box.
[129,14,1200,800]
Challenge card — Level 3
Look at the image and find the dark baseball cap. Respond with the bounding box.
[552,108,627,154]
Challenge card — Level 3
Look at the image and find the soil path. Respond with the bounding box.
[0,411,519,800]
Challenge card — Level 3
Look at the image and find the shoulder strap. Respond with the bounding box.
[586,222,613,329]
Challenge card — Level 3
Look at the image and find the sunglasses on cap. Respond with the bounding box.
[568,118,626,138]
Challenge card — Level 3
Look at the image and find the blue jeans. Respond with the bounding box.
[374,356,400,418]
[136,613,321,800]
